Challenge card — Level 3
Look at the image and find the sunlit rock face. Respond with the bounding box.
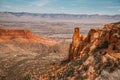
[67,22,120,80]
[40,22,120,80]
[69,22,120,60]
[69,27,86,60]
[0,28,32,39]
[0,27,57,45]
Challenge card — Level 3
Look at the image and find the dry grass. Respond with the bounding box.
[0,41,70,80]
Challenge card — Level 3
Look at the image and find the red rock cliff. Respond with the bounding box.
[69,27,86,60]
[0,28,57,45]
[41,22,120,80]
[69,22,120,60]
[0,28,32,39]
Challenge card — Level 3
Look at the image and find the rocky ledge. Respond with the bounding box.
[69,22,120,60]
[0,27,57,45]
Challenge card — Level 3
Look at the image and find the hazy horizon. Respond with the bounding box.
[1,11,120,15]
[0,0,120,15]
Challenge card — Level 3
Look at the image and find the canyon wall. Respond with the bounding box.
[0,27,57,45]
[37,22,120,80]
[69,22,120,60]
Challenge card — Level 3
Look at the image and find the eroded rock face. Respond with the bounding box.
[39,22,120,80]
[0,28,57,45]
[69,22,120,60]
[68,22,120,80]
[69,27,86,60]
[0,28,32,39]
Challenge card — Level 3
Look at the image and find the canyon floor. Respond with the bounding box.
[0,21,120,80]
[0,41,70,80]
[0,21,102,80]
[0,21,103,42]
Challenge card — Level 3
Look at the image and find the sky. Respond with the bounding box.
[0,0,120,15]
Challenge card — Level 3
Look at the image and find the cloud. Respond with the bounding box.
[0,5,13,10]
[71,3,76,6]
[36,1,48,7]
[60,7,65,9]
[4,5,12,8]
[108,6,120,9]
[30,0,50,7]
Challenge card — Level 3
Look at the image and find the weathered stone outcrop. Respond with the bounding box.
[0,28,57,45]
[68,22,120,80]
[0,28,32,39]
[40,22,120,80]
[69,22,120,60]
[69,27,86,60]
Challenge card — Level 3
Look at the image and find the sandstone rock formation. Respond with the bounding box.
[41,22,120,80]
[1,22,119,80]
[0,27,57,45]
[69,27,86,60]
[69,22,120,60]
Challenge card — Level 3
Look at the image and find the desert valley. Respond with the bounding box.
[0,12,120,80]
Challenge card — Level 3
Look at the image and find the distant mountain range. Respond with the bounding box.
[0,12,120,23]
